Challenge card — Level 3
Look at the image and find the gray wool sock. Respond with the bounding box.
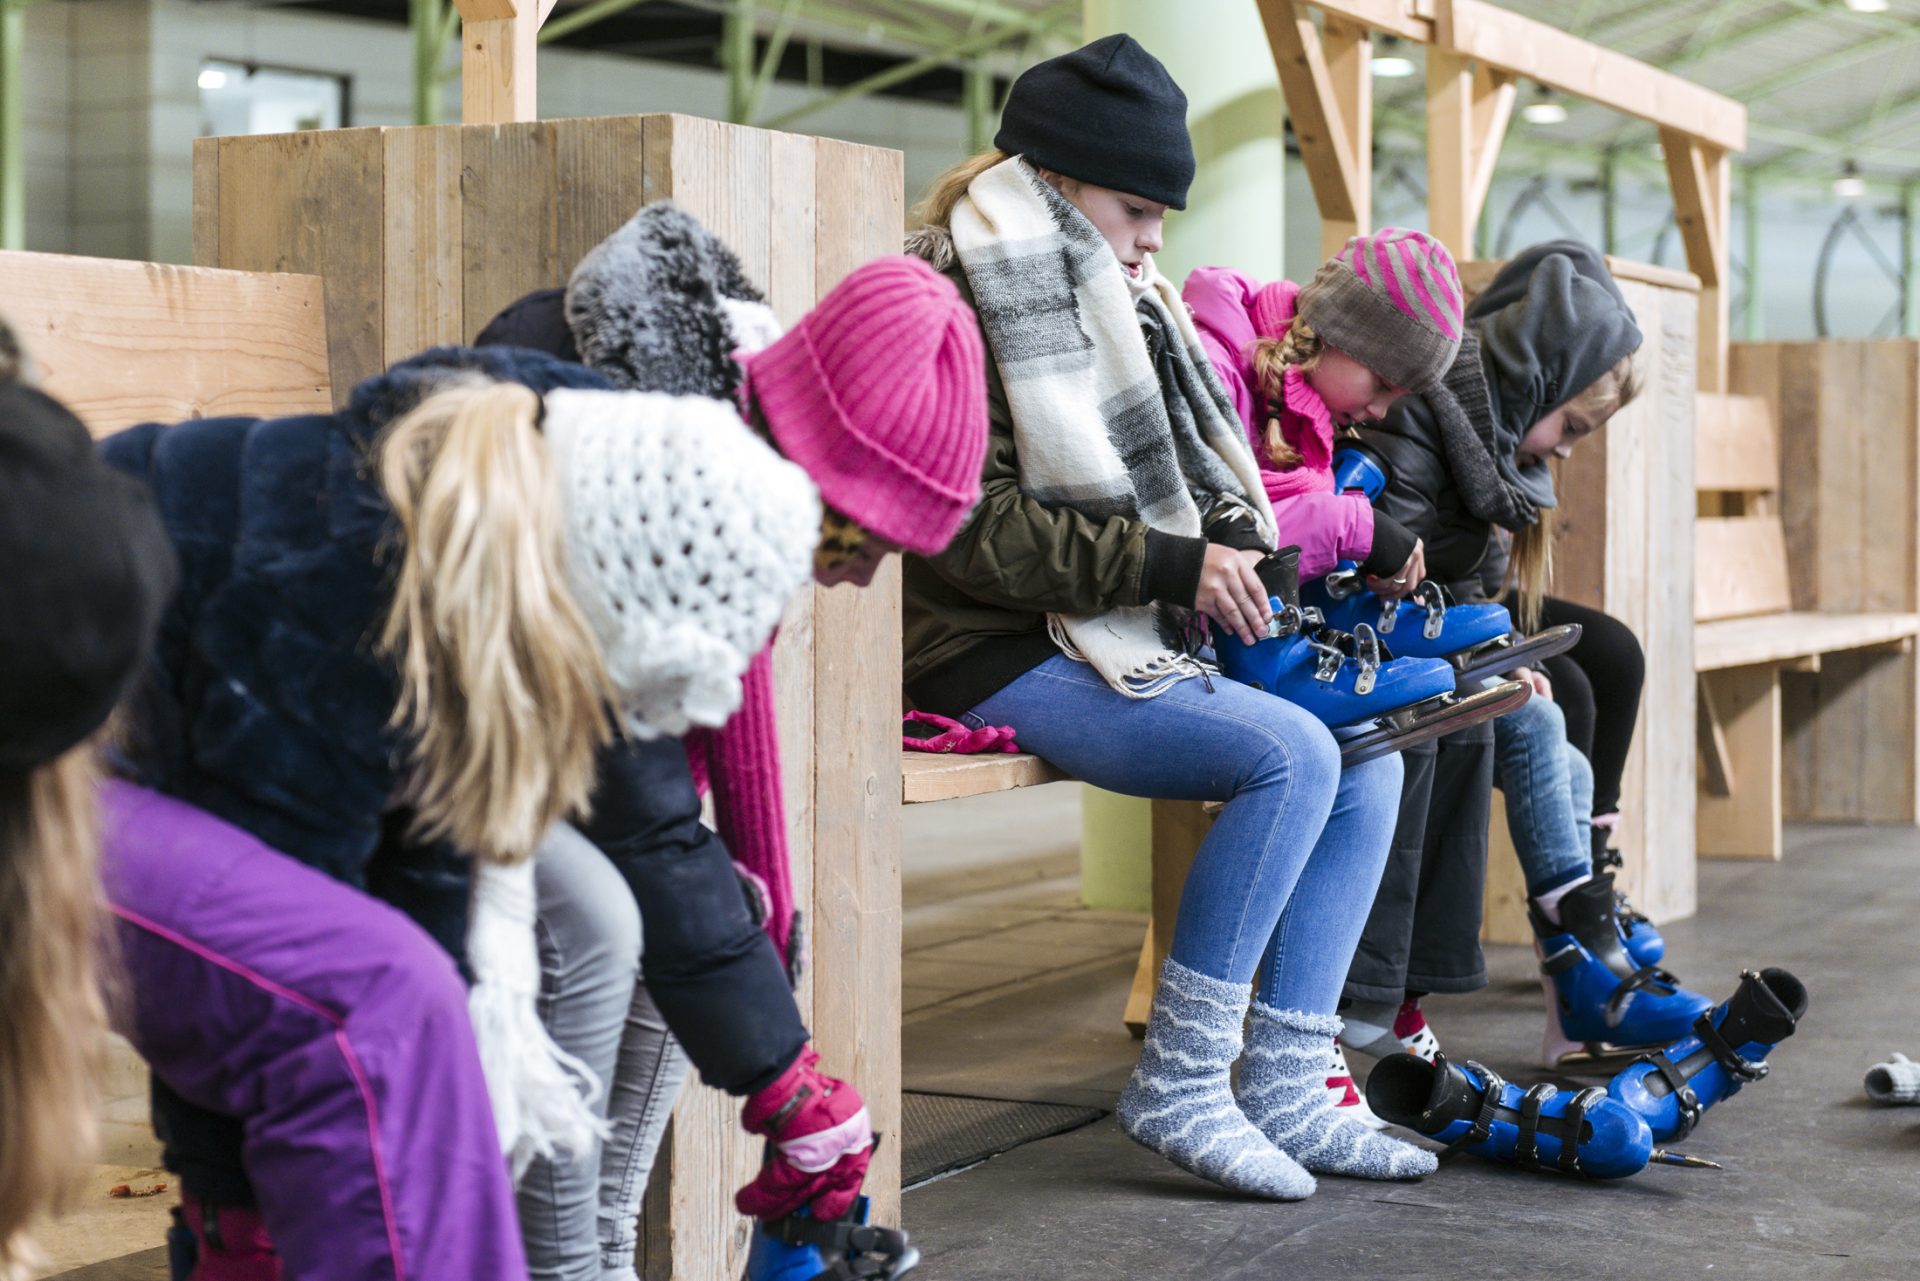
[1116,960,1316,1200]
[1335,999,1404,1060]
[1237,1002,1438,1180]
[1866,1052,1920,1105]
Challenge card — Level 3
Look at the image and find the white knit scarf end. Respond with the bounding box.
[467,857,610,1181]
[1046,612,1205,700]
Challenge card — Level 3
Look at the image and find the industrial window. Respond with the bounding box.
[198,59,349,136]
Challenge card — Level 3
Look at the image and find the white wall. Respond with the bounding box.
[19,0,974,265]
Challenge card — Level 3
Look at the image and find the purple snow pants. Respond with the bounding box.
[99,781,528,1281]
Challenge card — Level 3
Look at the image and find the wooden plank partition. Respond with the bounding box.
[1729,340,1920,828]
[195,113,905,1281]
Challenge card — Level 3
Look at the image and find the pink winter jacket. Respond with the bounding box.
[1183,265,1377,579]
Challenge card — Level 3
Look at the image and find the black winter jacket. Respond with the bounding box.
[1357,241,1643,598]
[103,346,805,1095]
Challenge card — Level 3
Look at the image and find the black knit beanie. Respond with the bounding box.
[995,33,1195,210]
[0,384,176,773]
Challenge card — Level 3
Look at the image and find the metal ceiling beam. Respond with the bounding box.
[539,0,660,43]
[760,0,1072,130]
[1724,17,1920,108]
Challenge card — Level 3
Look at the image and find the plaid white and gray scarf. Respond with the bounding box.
[950,157,1274,697]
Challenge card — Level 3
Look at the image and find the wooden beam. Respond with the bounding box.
[1467,63,1516,228]
[1308,0,1434,44]
[1425,46,1475,258]
[1662,128,1730,391]
[454,0,558,123]
[1259,0,1364,252]
[1439,0,1745,153]
[1696,673,1735,797]
[1320,15,1373,258]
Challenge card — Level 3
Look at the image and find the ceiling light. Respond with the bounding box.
[198,67,229,91]
[1521,86,1567,125]
[1372,36,1415,78]
[1845,0,1890,13]
[1835,160,1867,199]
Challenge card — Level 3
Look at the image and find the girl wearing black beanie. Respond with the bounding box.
[0,334,176,1274]
[904,35,1430,1201]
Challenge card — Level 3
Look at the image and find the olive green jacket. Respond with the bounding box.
[901,232,1258,715]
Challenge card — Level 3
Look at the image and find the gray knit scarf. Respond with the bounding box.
[947,157,1274,696]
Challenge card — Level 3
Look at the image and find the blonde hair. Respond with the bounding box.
[0,748,110,1278]
[911,149,1013,232]
[1250,314,1326,469]
[377,381,616,866]
[1504,350,1643,629]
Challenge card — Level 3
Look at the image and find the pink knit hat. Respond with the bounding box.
[1296,227,1464,394]
[740,255,988,557]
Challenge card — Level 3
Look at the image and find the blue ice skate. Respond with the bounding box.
[1365,1052,1671,1179]
[1607,968,1807,1142]
[1212,546,1529,766]
[1532,873,1716,1067]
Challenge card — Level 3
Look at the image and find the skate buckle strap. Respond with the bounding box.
[1351,623,1381,695]
[1325,569,1364,601]
[1560,1088,1606,1176]
[1264,603,1306,640]
[1515,1083,1559,1170]
[1414,581,1448,641]
[1539,942,1582,977]
[1639,1049,1703,1140]
[1602,965,1683,1029]
[1440,1059,1505,1154]
[1693,1005,1771,1084]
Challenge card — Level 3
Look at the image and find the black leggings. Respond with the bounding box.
[1528,595,1645,820]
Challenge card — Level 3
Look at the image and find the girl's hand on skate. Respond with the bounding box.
[1197,545,1272,646]
[736,1047,873,1222]
[1365,538,1425,602]
[1514,666,1554,700]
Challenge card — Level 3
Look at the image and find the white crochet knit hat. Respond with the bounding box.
[541,387,820,738]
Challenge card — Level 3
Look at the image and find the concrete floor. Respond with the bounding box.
[901,816,1920,1281]
[31,786,1920,1280]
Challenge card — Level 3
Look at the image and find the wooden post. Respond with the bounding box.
[1258,0,1367,260]
[453,0,555,124]
[1122,800,1212,1035]
[1424,48,1475,259]
[1662,127,1731,392]
[1320,15,1372,258]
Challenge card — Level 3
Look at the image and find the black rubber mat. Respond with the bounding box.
[902,1091,1104,1188]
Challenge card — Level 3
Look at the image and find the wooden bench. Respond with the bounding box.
[1694,392,1920,859]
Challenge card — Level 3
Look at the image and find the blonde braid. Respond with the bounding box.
[1250,314,1325,468]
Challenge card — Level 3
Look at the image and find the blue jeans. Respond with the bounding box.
[1493,696,1594,896]
[969,655,1403,1014]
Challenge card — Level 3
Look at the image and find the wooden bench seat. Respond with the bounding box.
[1696,611,1920,673]
[901,751,1068,804]
[1692,392,1916,859]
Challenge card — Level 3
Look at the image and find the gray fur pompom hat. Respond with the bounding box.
[564,201,783,400]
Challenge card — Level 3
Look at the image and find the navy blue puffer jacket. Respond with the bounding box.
[100,346,612,885]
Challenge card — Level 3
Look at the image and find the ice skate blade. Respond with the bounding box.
[1452,623,1584,685]
[1340,679,1531,766]
[1543,1038,1664,1072]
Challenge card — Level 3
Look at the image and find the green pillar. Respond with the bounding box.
[410,0,457,127]
[1742,170,1763,342]
[1904,182,1920,340]
[0,0,24,251]
[1599,148,1618,258]
[724,2,755,124]
[964,57,994,157]
[1075,0,1284,911]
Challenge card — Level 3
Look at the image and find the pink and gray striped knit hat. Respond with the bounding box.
[1296,227,1463,394]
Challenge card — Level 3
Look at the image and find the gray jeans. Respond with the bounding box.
[518,823,692,1281]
